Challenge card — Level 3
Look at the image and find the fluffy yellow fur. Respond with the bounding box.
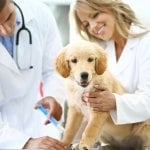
[55,40,150,149]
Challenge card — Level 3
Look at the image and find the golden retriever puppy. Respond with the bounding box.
[55,40,150,150]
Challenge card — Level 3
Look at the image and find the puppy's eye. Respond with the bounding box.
[71,58,77,63]
[87,57,94,62]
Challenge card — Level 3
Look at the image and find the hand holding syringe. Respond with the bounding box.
[37,104,64,133]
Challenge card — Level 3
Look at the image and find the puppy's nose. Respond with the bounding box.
[80,72,88,80]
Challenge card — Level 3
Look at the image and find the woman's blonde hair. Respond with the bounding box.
[69,0,149,41]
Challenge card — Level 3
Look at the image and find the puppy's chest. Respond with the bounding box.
[66,84,91,119]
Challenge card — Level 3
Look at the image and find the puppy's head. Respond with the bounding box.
[55,41,107,87]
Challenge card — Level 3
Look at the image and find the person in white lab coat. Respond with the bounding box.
[0,0,65,149]
[69,0,150,147]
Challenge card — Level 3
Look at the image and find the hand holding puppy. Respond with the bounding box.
[83,85,116,112]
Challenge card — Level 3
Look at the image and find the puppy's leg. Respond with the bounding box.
[79,111,109,149]
[62,106,83,148]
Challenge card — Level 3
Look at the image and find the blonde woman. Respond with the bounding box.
[69,0,150,149]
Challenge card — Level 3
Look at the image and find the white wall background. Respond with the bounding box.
[123,0,150,27]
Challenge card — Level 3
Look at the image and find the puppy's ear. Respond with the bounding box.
[55,49,70,78]
[95,48,107,75]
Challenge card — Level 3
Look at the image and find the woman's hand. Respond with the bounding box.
[34,96,62,124]
[82,85,116,112]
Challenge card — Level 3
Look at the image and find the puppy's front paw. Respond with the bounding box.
[71,143,88,150]
[71,143,79,150]
[79,136,96,149]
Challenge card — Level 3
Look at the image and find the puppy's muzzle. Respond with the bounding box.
[78,72,89,88]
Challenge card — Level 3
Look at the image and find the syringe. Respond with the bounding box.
[37,104,64,133]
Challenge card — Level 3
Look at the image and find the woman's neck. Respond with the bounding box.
[113,33,127,61]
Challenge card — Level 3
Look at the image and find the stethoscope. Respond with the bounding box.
[13,1,33,69]
[13,1,32,45]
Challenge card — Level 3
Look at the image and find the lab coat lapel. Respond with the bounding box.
[116,39,136,75]
[0,43,21,75]
[106,25,145,76]
[106,39,138,76]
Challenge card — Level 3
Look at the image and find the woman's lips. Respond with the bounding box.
[97,25,105,35]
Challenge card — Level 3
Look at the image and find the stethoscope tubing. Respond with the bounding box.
[13,1,32,45]
[13,1,33,69]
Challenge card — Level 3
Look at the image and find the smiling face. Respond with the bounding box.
[76,3,116,41]
[0,0,16,36]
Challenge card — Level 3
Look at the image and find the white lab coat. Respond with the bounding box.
[0,0,65,148]
[105,26,150,124]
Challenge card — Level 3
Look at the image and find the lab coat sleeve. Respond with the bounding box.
[110,33,150,124]
[40,7,66,108]
[0,123,30,148]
